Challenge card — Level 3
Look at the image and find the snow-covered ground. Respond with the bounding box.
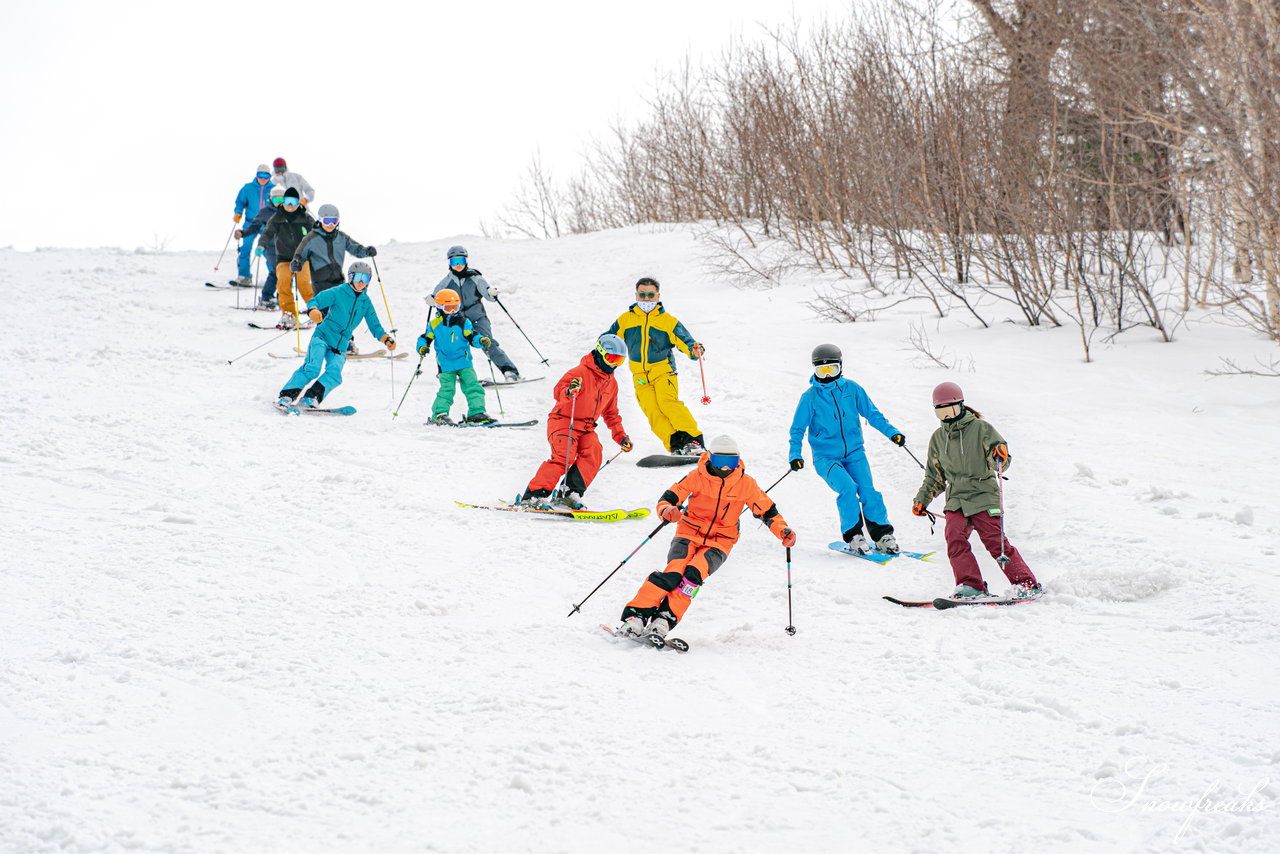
[2,228,1278,853]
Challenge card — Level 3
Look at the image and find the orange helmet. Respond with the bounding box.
[435,288,462,314]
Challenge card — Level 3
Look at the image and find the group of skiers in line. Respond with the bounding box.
[231,160,1040,639]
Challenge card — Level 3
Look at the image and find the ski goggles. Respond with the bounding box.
[813,361,841,378]
[282,197,300,206]
[448,256,467,266]
[320,216,339,227]
[600,351,626,367]
[256,171,271,180]
[271,196,284,205]
[709,453,740,471]
[350,271,372,285]
[636,289,659,300]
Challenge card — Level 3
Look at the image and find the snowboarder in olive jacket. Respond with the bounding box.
[913,382,1040,599]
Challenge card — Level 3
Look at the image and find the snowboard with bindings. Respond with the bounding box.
[599,623,689,653]
[636,453,699,468]
[829,542,936,564]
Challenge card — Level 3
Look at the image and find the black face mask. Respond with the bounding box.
[942,405,967,424]
[592,350,618,373]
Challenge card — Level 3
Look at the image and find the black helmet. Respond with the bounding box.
[811,343,842,364]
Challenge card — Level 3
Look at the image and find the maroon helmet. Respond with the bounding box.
[932,382,964,407]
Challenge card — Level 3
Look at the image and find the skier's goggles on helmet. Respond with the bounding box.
[449,256,467,266]
[813,361,841,377]
[350,271,372,285]
[320,216,339,226]
[256,171,271,180]
[709,453,740,471]
[282,196,300,206]
[599,350,626,367]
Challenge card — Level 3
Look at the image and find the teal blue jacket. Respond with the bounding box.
[307,283,387,350]
[418,313,486,372]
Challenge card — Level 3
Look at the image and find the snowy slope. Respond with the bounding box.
[2,229,1278,854]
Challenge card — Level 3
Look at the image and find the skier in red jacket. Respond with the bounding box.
[519,334,634,510]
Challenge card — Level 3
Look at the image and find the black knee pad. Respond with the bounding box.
[647,569,684,592]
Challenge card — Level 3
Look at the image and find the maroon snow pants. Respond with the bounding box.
[944,509,1036,591]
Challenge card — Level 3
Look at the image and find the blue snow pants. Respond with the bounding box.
[816,452,889,533]
[260,243,278,302]
[237,233,258,278]
[284,335,347,397]
[465,311,516,374]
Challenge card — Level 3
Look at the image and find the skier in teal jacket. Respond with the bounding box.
[277,262,394,408]
[788,343,905,555]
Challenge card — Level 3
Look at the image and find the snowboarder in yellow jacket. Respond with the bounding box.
[606,277,707,455]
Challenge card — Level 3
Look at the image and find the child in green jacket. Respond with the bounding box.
[913,382,1041,599]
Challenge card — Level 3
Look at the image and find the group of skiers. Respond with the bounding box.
[227,159,1041,640]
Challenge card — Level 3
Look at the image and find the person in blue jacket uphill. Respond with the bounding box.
[237,185,286,308]
[231,164,275,286]
[276,262,395,409]
[788,343,905,555]
[416,288,496,425]
[432,245,521,382]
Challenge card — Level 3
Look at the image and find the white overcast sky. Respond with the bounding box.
[0,0,862,252]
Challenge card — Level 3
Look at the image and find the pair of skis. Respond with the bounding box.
[268,349,408,360]
[455,500,650,523]
[883,589,1044,610]
[273,401,356,417]
[426,418,538,429]
[599,624,689,653]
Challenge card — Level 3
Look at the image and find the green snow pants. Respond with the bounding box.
[433,366,487,417]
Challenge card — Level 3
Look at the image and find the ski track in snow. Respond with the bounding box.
[2,232,1278,853]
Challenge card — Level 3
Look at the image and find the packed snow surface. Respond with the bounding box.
[2,227,1278,853]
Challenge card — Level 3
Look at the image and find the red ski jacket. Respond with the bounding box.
[548,354,627,444]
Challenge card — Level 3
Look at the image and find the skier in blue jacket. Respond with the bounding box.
[237,185,286,307]
[232,164,275,285]
[788,343,905,555]
[276,262,395,408]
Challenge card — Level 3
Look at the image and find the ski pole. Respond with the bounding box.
[598,448,625,473]
[567,517,673,617]
[226,327,293,364]
[214,224,236,272]
[784,546,796,635]
[487,356,505,415]
[493,296,549,365]
[371,257,396,332]
[995,459,1009,569]
[698,355,711,405]
[739,468,793,519]
[557,394,579,494]
[902,444,926,470]
[392,353,426,419]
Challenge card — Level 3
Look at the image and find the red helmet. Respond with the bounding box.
[932,382,964,407]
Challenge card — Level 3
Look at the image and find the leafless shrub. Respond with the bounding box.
[1205,356,1280,378]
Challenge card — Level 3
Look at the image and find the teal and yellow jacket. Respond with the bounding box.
[606,303,699,380]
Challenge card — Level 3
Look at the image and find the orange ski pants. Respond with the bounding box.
[624,537,729,625]
[275,261,314,316]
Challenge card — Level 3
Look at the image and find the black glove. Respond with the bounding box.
[366,246,378,257]
[289,260,302,273]
[891,433,905,446]
[789,458,804,472]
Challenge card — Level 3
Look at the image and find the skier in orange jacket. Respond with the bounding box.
[617,434,796,639]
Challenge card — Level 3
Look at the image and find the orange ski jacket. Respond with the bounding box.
[657,454,789,551]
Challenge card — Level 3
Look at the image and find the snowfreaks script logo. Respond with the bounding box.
[1089,757,1272,842]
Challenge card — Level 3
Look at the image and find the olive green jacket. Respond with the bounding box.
[914,409,1010,517]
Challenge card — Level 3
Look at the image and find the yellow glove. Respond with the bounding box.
[308,308,323,324]
[233,213,242,224]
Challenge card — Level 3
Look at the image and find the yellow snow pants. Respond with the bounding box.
[632,369,701,451]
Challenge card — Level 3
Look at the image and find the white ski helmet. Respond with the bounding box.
[317,203,340,220]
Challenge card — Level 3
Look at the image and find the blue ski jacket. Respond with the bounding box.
[235,179,274,222]
[307,283,388,351]
[788,376,900,461]
[418,313,487,372]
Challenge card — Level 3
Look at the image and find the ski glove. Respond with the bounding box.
[691,343,705,358]
[486,285,499,298]
[912,501,929,517]
[254,246,264,257]
[780,527,797,548]
[235,229,245,239]
[891,433,905,446]
[307,308,323,324]
[234,213,242,224]
[789,458,804,472]
[566,377,582,398]
[382,335,396,351]
[417,342,431,356]
[620,436,633,452]
[478,336,492,350]
[366,246,377,257]
[290,260,302,273]
[660,505,682,523]
[991,443,1009,465]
